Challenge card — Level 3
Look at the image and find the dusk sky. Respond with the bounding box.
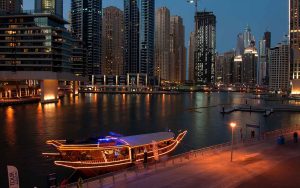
[23,0,288,53]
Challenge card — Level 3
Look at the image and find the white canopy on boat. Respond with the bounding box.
[119,132,175,147]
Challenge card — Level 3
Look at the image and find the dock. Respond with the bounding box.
[219,104,300,117]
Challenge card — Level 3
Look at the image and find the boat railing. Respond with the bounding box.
[65,126,300,188]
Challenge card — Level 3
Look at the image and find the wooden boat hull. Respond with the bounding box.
[44,130,187,171]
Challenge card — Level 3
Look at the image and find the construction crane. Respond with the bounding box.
[187,0,200,13]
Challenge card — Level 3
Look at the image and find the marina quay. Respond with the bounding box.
[66,127,300,188]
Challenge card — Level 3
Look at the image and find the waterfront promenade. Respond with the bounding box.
[67,128,300,188]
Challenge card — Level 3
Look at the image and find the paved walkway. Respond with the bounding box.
[110,135,300,188]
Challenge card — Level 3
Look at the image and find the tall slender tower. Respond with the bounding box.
[188,31,195,81]
[242,42,258,86]
[170,16,186,82]
[258,39,267,85]
[243,25,255,48]
[102,6,124,75]
[290,0,300,80]
[35,0,63,17]
[194,11,216,85]
[124,0,140,74]
[71,0,102,78]
[236,33,244,56]
[0,0,22,13]
[264,31,271,49]
[155,7,170,81]
[140,0,155,77]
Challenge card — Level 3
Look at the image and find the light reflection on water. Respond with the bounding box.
[0,92,299,187]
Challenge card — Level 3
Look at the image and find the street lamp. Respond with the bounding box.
[230,122,236,162]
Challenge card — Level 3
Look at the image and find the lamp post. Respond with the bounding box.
[230,122,236,162]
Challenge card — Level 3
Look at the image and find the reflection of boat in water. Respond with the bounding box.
[43,131,187,171]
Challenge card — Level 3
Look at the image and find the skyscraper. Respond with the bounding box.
[124,0,140,74]
[170,15,186,82]
[140,0,155,77]
[269,42,289,92]
[102,6,124,76]
[155,7,170,81]
[71,0,102,78]
[242,42,258,85]
[188,31,195,81]
[233,55,242,83]
[194,11,216,85]
[236,33,244,56]
[35,0,63,17]
[290,0,300,80]
[243,25,255,48]
[215,51,235,85]
[124,0,155,80]
[223,51,235,84]
[264,31,271,49]
[258,39,267,85]
[0,0,22,13]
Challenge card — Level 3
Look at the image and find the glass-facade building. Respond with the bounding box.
[71,0,102,78]
[140,0,154,77]
[194,11,216,85]
[124,0,155,79]
[124,0,140,74]
[0,12,72,72]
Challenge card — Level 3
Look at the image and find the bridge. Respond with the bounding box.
[0,71,87,103]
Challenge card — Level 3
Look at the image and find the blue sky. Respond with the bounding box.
[23,0,288,53]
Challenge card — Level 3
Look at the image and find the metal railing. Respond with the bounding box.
[64,126,300,188]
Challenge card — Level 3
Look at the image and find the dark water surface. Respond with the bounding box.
[0,92,299,187]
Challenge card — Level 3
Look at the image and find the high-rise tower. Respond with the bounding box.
[102,6,124,76]
[264,31,271,49]
[243,25,255,48]
[269,42,289,92]
[140,0,155,77]
[124,0,140,74]
[35,0,63,17]
[188,31,195,81]
[170,16,186,82]
[194,11,216,85]
[155,7,170,81]
[290,0,300,80]
[71,0,102,78]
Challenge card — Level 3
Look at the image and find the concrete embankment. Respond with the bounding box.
[0,97,40,106]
